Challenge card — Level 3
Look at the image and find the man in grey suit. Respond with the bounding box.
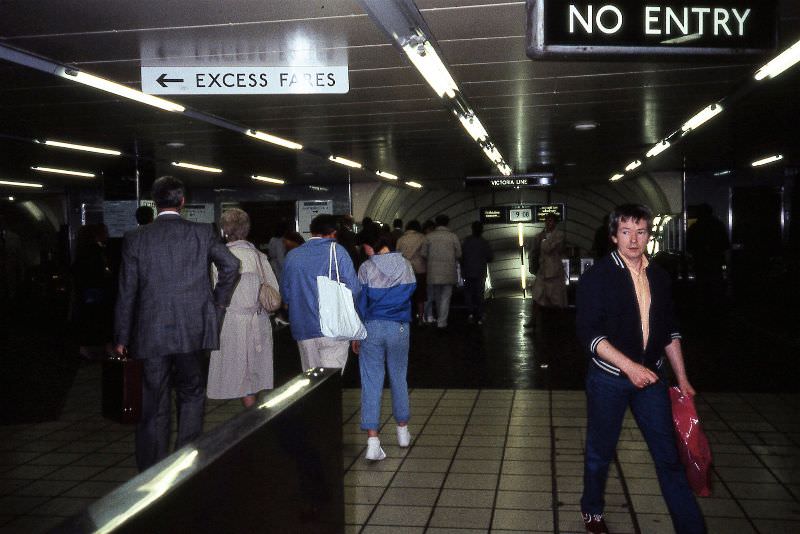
[114,176,240,471]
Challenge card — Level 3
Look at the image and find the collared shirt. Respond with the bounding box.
[619,253,651,349]
[157,210,180,217]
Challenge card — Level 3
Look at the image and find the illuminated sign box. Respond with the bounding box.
[526,0,778,59]
[465,171,554,189]
[535,204,565,222]
[480,207,508,224]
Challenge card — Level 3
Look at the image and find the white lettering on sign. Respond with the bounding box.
[141,66,349,95]
[569,4,751,38]
[490,179,529,186]
[569,4,622,34]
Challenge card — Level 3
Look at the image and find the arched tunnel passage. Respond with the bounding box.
[363,176,673,291]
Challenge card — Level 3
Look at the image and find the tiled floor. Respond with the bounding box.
[2,363,798,533]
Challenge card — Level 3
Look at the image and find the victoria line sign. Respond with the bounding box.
[526,0,778,59]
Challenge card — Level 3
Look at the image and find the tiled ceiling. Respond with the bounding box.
[1,0,798,193]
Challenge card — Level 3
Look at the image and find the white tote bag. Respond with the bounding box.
[317,242,367,341]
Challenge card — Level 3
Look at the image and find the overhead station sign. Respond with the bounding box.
[466,171,554,189]
[141,66,349,95]
[526,0,778,59]
[480,204,566,224]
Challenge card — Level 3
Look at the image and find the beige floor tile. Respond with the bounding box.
[495,490,552,510]
[492,508,553,531]
[380,487,439,507]
[367,504,431,526]
[429,506,492,529]
[437,488,496,508]
[450,459,501,474]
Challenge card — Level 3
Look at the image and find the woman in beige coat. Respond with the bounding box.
[395,220,428,322]
[208,208,279,408]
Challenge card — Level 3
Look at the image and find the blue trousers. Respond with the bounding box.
[582,366,706,534]
[359,320,410,431]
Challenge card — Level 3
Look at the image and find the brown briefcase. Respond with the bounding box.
[102,354,143,424]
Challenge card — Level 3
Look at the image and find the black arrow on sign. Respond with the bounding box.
[156,73,184,87]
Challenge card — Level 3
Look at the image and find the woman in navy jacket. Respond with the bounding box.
[352,233,416,461]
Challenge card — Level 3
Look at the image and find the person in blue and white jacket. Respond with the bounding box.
[352,232,416,461]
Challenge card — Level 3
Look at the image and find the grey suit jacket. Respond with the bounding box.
[114,213,240,359]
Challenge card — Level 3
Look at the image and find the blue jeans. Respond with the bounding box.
[359,320,410,431]
[582,366,706,534]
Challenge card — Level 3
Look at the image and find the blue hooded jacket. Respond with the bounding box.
[357,252,416,323]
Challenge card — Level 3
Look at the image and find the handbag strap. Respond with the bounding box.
[328,241,340,283]
[252,249,267,285]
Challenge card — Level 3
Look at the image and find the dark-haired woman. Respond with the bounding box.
[352,234,416,460]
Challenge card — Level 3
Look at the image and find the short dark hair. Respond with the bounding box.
[151,176,185,210]
[310,214,339,236]
[393,218,403,229]
[435,214,450,227]
[365,232,393,253]
[471,221,483,236]
[406,220,422,232]
[135,205,154,225]
[609,204,652,237]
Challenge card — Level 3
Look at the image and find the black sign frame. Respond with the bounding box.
[526,0,778,60]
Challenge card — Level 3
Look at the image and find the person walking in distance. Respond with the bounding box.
[424,214,461,329]
[114,176,240,472]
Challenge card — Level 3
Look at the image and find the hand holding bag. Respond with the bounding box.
[254,250,281,312]
[669,386,713,496]
[317,242,367,341]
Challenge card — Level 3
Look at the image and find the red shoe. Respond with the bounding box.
[582,512,609,534]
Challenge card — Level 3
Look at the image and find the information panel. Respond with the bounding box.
[527,0,778,59]
[535,204,565,223]
[480,207,507,224]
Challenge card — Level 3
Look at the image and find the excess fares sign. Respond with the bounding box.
[141,66,349,95]
[527,0,777,59]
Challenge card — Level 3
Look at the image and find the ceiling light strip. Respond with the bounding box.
[376,171,398,181]
[171,162,222,173]
[625,160,642,171]
[0,179,44,188]
[329,156,362,169]
[31,166,95,178]
[252,175,285,185]
[402,39,458,98]
[681,104,723,133]
[63,69,185,113]
[40,139,121,156]
[405,181,423,189]
[646,140,671,158]
[610,173,624,182]
[751,154,783,167]
[755,38,800,81]
[246,130,302,150]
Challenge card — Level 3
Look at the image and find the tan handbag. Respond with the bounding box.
[254,251,281,312]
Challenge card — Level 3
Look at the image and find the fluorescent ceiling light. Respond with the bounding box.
[482,145,503,164]
[751,154,784,167]
[402,39,458,98]
[625,160,642,171]
[171,161,222,173]
[246,130,303,150]
[714,170,731,176]
[31,166,95,178]
[62,68,185,113]
[610,173,624,182]
[755,38,800,81]
[329,156,362,169]
[681,104,723,133]
[573,121,598,131]
[497,163,513,176]
[251,175,285,185]
[458,114,488,142]
[6,196,14,201]
[39,139,121,156]
[646,140,671,158]
[405,181,423,189]
[376,171,398,181]
[0,179,44,188]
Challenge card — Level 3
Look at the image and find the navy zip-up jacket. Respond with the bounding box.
[576,251,681,377]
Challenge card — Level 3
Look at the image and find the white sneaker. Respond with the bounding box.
[397,425,411,447]
[365,437,386,461]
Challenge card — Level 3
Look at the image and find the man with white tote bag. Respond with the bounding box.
[281,214,364,371]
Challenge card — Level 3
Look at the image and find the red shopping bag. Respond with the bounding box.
[669,386,713,496]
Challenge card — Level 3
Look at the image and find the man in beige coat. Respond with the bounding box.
[396,220,428,322]
[424,214,461,328]
[530,213,567,309]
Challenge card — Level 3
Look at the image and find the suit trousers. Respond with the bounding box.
[136,351,207,472]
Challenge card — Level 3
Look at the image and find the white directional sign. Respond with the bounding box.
[141,66,349,95]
